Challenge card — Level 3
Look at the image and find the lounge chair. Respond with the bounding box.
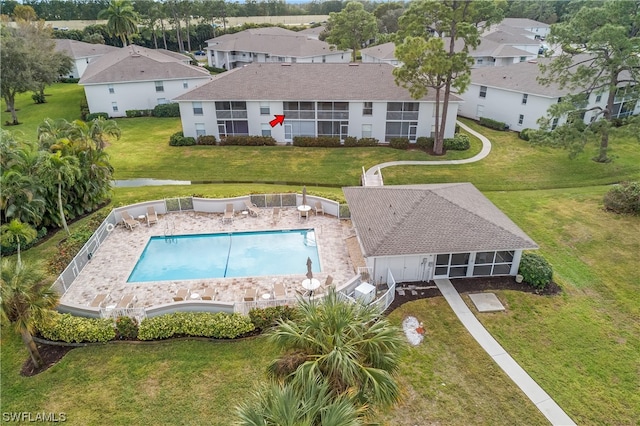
[314,201,324,216]
[273,281,287,299]
[116,293,136,308]
[244,199,260,217]
[324,275,334,288]
[243,288,257,302]
[222,203,234,224]
[146,206,159,226]
[201,288,216,301]
[121,210,140,230]
[173,288,190,302]
[90,293,109,308]
[272,207,280,224]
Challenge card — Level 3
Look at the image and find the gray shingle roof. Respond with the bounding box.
[482,28,540,46]
[343,184,538,257]
[469,59,566,97]
[501,18,550,29]
[360,42,397,60]
[205,27,347,58]
[78,45,211,85]
[174,63,463,102]
[54,39,119,59]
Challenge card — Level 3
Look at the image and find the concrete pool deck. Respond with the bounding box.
[61,208,356,309]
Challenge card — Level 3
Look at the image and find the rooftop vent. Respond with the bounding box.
[349,63,359,66]
[281,63,291,66]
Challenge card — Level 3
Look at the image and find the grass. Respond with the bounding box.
[2,82,640,425]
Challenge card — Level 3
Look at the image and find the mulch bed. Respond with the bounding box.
[21,276,559,376]
[385,275,561,313]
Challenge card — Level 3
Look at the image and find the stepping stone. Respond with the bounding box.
[468,293,505,312]
[397,289,405,296]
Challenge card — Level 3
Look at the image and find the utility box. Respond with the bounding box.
[354,282,376,305]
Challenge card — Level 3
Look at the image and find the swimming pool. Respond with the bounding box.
[127,229,320,283]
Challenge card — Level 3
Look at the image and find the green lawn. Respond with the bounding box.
[1,83,639,425]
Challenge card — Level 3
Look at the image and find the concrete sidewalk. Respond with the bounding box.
[434,279,576,426]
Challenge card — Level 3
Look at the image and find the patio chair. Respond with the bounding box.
[314,201,324,216]
[90,292,109,308]
[273,281,287,299]
[201,288,216,301]
[116,293,136,308]
[146,206,159,226]
[173,288,190,302]
[222,203,234,224]
[244,199,260,217]
[272,207,280,224]
[121,210,140,230]
[243,288,257,302]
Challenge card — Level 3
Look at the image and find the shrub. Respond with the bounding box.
[519,128,533,141]
[169,131,196,146]
[46,225,95,275]
[86,112,109,121]
[603,181,640,215]
[152,102,180,117]
[203,65,227,74]
[80,97,89,121]
[518,252,553,290]
[358,137,379,147]
[416,137,434,151]
[292,136,341,147]
[32,92,46,104]
[115,316,139,340]
[249,305,298,331]
[479,117,508,131]
[59,77,80,83]
[219,135,277,146]
[196,135,217,145]
[137,312,255,340]
[125,109,153,118]
[389,137,409,150]
[1,227,47,257]
[343,136,358,147]
[36,312,115,343]
[443,133,470,150]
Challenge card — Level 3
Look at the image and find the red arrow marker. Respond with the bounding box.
[269,114,285,127]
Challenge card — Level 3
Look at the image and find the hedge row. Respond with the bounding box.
[36,313,116,343]
[220,135,277,146]
[293,136,341,147]
[479,117,509,131]
[248,305,298,331]
[343,137,380,147]
[169,131,196,146]
[389,137,409,150]
[444,133,471,150]
[137,312,255,340]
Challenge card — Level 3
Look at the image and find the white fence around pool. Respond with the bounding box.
[51,194,392,319]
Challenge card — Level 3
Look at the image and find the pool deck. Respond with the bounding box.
[61,208,356,309]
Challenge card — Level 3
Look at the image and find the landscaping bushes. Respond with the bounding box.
[249,306,298,331]
[444,134,471,150]
[479,117,508,131]
[36,313,116,343]
[603,181,640,215]
[416,137,434,150]
[220,135,276,146]
[115,316,139,340]
[137,312,254,340]
[196,135,217,145]
[125,109,153,118]
[519,128,533,141]
[389,137,410,150]
[169,131,196,146]
[293,136,341,147]
[86,112,109,121]
[152,102,180,117]
[518,252,553,290]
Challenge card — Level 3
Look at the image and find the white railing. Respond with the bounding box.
[361,166,367,186]
[234,297,299,316]
[100,307,147,323]
[371,269,396,312]
[377,167,383,186]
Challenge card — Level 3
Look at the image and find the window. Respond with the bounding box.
[551,117,559,130]
[476,105,485,117]
[215,101,248,118]
[108,84,114,94]
[557,97,562,103]
[183,80,189,89]
[261,124,271,137]
[362,124,372,138]
[157,98,167,104]
[283,101,315,119]
[435,253,471,277]
[472,251,514,276]
[479,86,487,98]
[192,102,203,115]
[595,94,602,102]
[477,58,484,65]
[155,81,164,92]
[260,102,270,115]
[111,102,118,112]
[385,121,417,141]
[195,123,205,137]
[322,55,326,63]
[522,94,528,105]
[520,56,527,62]
[216,101,248,137]
[217,120,249,137]
[317,120,348,138]
[363,102,373,116]
[385,102,418,141]
[386,102,419,120]
[518,114,524,125]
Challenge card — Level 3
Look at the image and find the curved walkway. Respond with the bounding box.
[363,120,492,185]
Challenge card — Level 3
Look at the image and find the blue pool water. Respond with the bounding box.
[127,229,319,283]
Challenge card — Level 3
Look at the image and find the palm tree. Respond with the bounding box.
[0,259,58,368]
[98,0,139,46]
[1,219,37,268]
[39,152,80,235]
[0,169,45,226]
[236,377,362,426]
[267,288,405,412]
